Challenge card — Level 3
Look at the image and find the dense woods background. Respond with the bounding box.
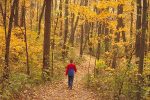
[0,0,150,99]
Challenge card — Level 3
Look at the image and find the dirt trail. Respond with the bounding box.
[18,54,99,100]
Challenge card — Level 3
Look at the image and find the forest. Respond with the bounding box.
[0,0,150,100]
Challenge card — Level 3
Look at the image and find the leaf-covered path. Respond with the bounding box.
[17,54,100,100]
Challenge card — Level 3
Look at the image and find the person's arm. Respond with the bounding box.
[65,65,69,75]
[74,64,77,72]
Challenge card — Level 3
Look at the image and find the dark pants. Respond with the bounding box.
[68,76,74,89]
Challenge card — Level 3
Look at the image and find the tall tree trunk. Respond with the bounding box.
[136,0,147,99]
[69,0,83,47]
[14,0,19,27]
[80,25,84,57]
[145,0,149,54]
[69,15,80,47]
[23,0,30,75]
[148,0,150,51]
[90,22,94,55]
[105,23,109,52]
[51,0,60,78]
[135,0,142,57]
[30,1,34,30]
[112,4,124,68]
[130,2,134,47]
[116,4,124,42]
[139,0,147,76]
[4,0,7,39]
[135,0,142,98]
[36,1,39,31]
[95,6,101,60]
[20,1,25,27]
[37,1,46,37]
[3,0,18,87]
[59,0,63,36]
[69,13,75,46]
[42,0,52,80]
[96,23,101,60]
[83,22,90,51]
[82,0,89,51]
[62,0,69,59]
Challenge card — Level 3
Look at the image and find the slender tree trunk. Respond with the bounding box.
[51,0,59,78]
[4,0,7,39]
[71,16,79,46]
[69,14,75,46]
[83,22,90,51]
[80,25,84,57]
[145,0,149,54]
[82,0,89,51]
[38,1,46,36]
[62,0,69,59]
[135,0,142,57]
[23,0,30,75]
[42,0,52,80]
[69,13,75,46]
[3,0,18,89]
[130,2,134,47]
[112,4,124,68]
[148,0,150,51]
[90,22,94,55]
[105,23,109,52]
[136,0,147,99]
[20,1,25,27]
[30,1,34,30]
[59,0,63,36]
[139,0,147,76]
[36,1,39,31]
[69,0,83,47]
[135,0,142,98]
[14,0,19,27]
[96,23,101,60]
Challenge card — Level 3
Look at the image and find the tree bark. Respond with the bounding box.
[20,1,25,27]
[23,0,30,75]
[130,2,134,48]
[105,23,109,52]
[59,0,63,36]
[69,0,83,47]
[62,0,69,59]
[80,25,84,57]
[136,0,147,99]
[3,0,18,86]
[38,1,46,36]
[69,13,75,46]
[135,0,142,57]
[14,0,19,27]
[96,23,101,60]
[138,0,147,76]
[42,0,52,80]
[112,4,124,68]
[30,1,34,30]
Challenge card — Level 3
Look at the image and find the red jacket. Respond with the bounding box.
[65,63,77,76]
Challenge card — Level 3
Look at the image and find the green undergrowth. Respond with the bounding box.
[85,59,150,100]
[0,54,85,100]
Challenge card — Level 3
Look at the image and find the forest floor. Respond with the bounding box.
[16,54,100,100]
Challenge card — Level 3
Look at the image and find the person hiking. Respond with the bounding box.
[65,59,77,89]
